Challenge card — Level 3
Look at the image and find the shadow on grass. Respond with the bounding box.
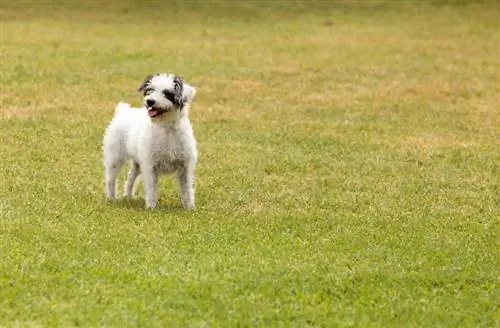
[108,198,184,213]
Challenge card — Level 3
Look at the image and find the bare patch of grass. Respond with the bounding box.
[402,134,479,151]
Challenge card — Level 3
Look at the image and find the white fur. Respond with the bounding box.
[102,74,197,209]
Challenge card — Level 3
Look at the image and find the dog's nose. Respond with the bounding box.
[146,99,156,107]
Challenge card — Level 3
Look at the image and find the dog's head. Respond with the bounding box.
[137,73,196,119]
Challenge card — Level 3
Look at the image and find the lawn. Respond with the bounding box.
[0,1,499,327]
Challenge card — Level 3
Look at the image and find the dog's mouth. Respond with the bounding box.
[147,107,167,118]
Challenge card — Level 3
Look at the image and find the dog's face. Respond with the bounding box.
[138,73,196,119]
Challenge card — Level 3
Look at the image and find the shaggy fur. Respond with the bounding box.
[103,73,197,209]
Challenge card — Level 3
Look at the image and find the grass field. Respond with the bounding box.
[1,1,499,327]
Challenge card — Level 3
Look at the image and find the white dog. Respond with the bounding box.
[103,73,197,209]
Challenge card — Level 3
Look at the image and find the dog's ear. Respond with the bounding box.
[171,76,186,107]
[182,83,197,104]
[137,74,155,92]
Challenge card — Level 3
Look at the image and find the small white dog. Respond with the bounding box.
[103,73,197,209]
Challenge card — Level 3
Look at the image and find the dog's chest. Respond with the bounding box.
[149,125,194,173]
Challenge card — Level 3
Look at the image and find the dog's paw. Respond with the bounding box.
[145,202,157,210]
[181,202,195,211]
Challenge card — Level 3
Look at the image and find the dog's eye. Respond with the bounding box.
[162,89,178,105]
[162,90,174,97]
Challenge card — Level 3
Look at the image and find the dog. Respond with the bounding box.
[102,73,197,209]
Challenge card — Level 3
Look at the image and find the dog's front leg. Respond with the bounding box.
[142,168,158,209]
[177,162,195,210]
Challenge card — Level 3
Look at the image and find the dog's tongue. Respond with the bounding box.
[148,108,157,117]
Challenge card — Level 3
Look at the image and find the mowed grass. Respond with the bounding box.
[1,1,499,326]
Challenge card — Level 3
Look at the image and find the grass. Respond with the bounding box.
[1,1,499,326]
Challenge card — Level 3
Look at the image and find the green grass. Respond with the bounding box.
[1,1,499,327]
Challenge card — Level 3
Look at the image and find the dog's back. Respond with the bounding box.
[103,103,145,166]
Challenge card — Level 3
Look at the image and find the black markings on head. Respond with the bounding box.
[137,73,158,93]
[162,89,177,105]
[170,75,185,109]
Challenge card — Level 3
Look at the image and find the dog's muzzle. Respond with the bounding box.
[146,99,167,118]
[147,107,165,118]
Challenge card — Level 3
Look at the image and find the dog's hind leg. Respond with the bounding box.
[124,161,141,200]
[104,159,123,202]
[103,141,125,202]
[103,125,126,202]
[176,161,196,210]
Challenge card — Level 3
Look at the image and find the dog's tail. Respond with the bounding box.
[114,102,131,115]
